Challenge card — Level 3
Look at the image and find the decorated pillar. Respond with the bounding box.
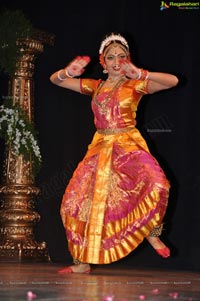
[0,30,54,261]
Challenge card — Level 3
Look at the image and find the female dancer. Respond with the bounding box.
[50,33,178,273]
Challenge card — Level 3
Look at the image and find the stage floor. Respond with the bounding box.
[0,262,199,301]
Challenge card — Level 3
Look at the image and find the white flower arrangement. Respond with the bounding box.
[0,99,42,175]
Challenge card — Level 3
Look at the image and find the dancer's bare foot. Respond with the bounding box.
[146,236,170,258]
[58,263,91,274]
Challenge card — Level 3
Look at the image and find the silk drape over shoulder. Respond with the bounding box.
[60,78,170,264]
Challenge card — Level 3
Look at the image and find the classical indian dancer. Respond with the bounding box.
[50,32,179,273]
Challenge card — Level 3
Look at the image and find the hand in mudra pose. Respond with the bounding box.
[65,55,91,77]
[120,59,148,80]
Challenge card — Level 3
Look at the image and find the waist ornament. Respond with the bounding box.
[97,126,134,135]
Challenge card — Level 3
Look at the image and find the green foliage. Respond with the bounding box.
[0,8,33,77]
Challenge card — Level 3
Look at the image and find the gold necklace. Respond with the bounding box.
[107,77,120,83]
[93,77,125,113]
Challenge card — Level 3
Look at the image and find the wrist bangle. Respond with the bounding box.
[136,69,150,81]
[57,70,67,80]
[65,68,74,78]
[136,69,142,80]
[145,71,150,80]
[141,69,149,80]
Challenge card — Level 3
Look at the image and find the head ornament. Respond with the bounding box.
[99,33,129,54]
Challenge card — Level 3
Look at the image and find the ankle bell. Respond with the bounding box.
[149,224,164,237]
[73,258,82,265]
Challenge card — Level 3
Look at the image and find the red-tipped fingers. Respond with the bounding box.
[119,59,126,65]
[83,56,91,63]
[74,55,90,63]
[119,58,129,65]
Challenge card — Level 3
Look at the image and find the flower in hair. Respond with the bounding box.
[99,33,129,54]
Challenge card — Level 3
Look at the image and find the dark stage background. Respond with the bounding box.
[0,0,199,270]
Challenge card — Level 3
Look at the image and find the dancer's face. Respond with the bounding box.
[104,44,127,76]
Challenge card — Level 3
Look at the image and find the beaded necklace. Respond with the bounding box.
[93,77,126,113]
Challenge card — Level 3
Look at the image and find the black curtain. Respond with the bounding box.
[0,0,199,270]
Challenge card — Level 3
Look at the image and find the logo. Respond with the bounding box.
[160,1,200,10]
[160,2,170,10]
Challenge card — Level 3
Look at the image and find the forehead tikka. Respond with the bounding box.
[103,43,128,58]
